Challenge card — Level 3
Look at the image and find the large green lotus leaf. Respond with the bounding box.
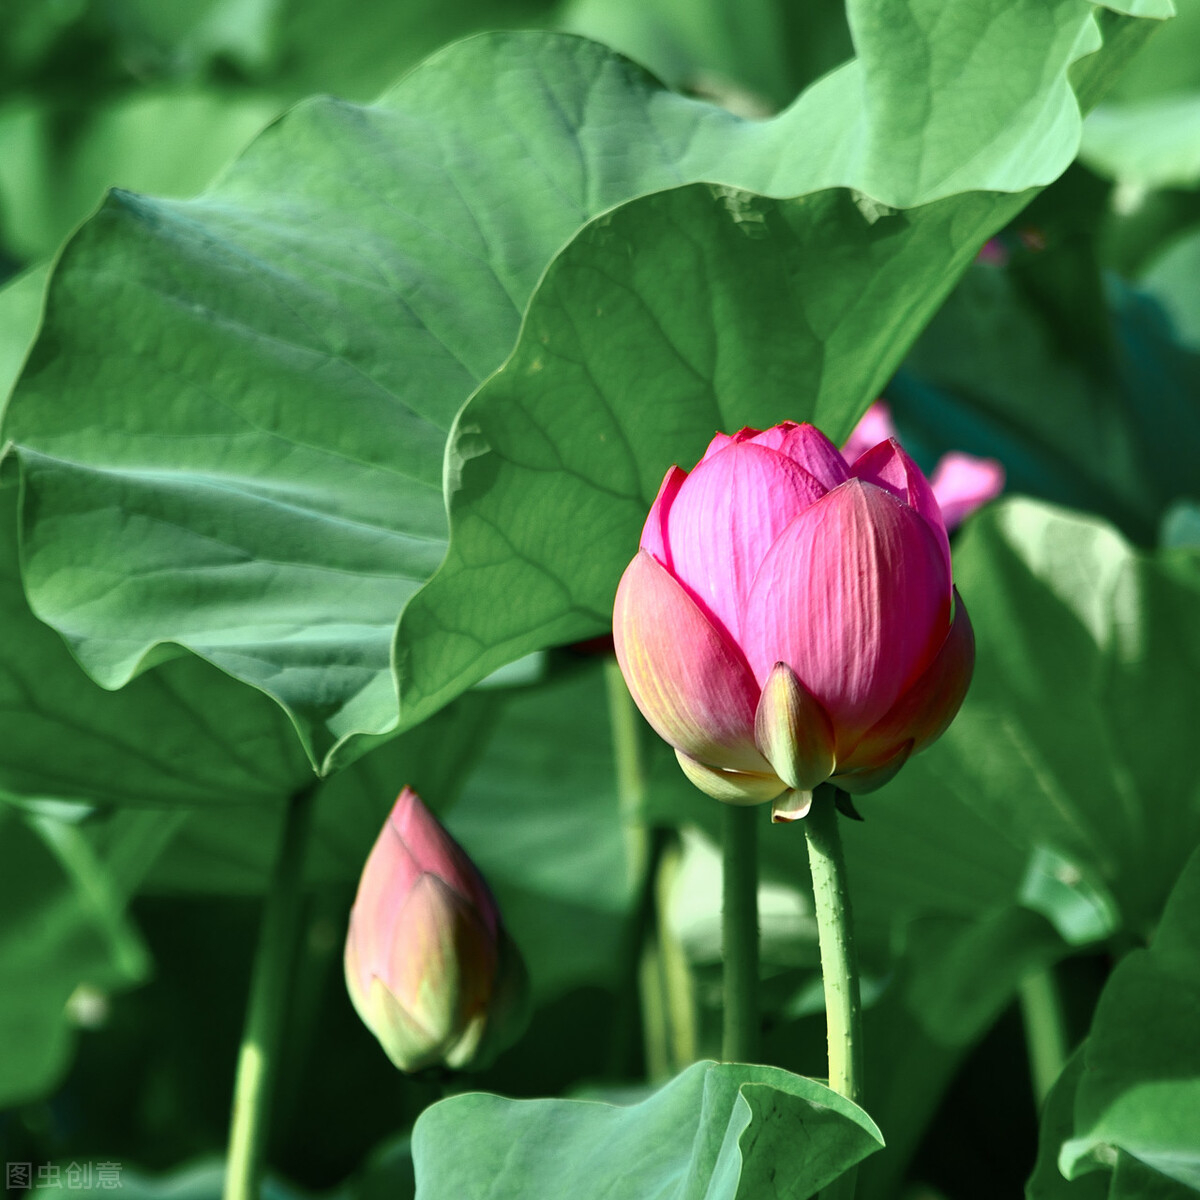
[1059,848,1200,1192]
[1105,1158,1200,1200]
[412,1060,883,1200]
[0,805,148,1108]
[1032,1053,1195,1200]
[3,5,1162,770]
[0,484,313,808]
[0,469,495,848]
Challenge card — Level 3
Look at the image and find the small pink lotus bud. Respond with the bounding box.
[344,788,527,1072]
[613,422,974,819]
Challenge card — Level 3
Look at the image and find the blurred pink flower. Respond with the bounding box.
[843,402,1004,531]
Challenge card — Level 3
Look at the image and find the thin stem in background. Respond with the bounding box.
[640,833,697,1078]
[223,784,317,1200]
[604,657,696,1079]
[605,655,650,883]
[1019,966,1068,1107]
[721,802,760,1064]
[805,783,863,1200]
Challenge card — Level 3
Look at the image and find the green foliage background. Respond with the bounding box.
[1,0,1198,1197]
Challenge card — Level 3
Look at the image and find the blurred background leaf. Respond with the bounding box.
[1058,847,1200,1194]
[0,805,149,1109]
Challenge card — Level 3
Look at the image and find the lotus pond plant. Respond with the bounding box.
[0,2,1196,1199]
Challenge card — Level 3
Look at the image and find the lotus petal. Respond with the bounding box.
[753,661,836,791]
[614,550,769,773]
[839,588,974,770]
[743,480,951,741]
[771,789,815,823]
[750,421,851,492]
[666,441,827,641]
[675,750,787,805]
[365,976,444,1072]
[850,438,951,581]
[390,788,498,933]
[388,874,496,1030]
[639,465,688,569]
[841,401,897,465]
[832,741,913,795]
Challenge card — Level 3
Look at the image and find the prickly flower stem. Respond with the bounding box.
[721,802,760,1063]
[805,783,863,1200]
[223,784,317,1200]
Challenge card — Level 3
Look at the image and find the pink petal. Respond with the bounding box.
[347,820,422,988]
[387,875,496,1031]
[832,741,913,795]
[613,549,769,774]
[639,466,688,569]
[841,401,897,465]
[742,479,951,744]
[665,441,827,641]
[838,587,974,770]
[701,428,759,461]
[930,452,1005,531]
[390,788,498,936]
[849,438,951,583]
[748,422,852,491]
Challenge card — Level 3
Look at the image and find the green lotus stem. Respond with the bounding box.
[721,803,760,1063]
[1019,966,1068,1106]
[223,784,317,1200]
[805,783,863,1200]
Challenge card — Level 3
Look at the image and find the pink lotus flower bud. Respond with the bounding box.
[344,788,527,1072]
[613,422,974,820]
[842,402,1004,531]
